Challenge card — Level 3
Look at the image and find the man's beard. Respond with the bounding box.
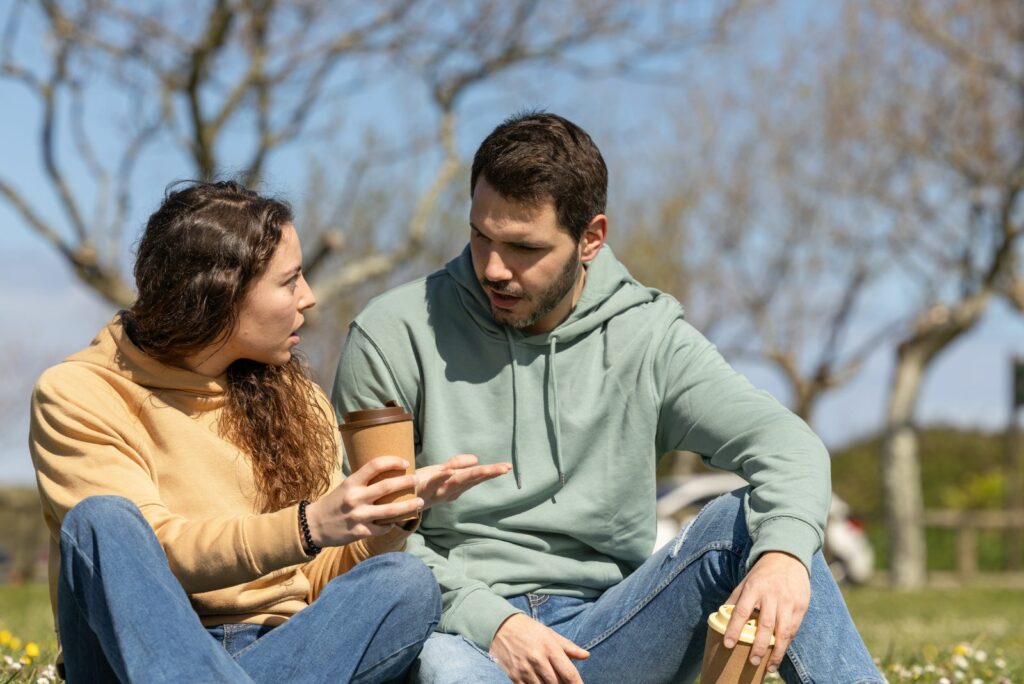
[482,249,581,330]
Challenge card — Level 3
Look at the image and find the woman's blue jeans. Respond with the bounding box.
[57,495,441,683]
[412,488,884,683]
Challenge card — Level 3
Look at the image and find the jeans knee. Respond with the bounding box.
[362,553,441,620]
[689,487,749,539]
[61,495,144,540]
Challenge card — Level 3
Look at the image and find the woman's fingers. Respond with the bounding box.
[362,474,416,502]
[444,453,479,469]
[365,497,423,524]
[347,455,410,486]
[429,464,512,503]
[451,463,513,489]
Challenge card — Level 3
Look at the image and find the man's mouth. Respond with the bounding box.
[488,289,523,310]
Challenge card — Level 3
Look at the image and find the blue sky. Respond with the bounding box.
[2,2,1023,484]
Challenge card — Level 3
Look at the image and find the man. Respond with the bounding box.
[334,112,881,683]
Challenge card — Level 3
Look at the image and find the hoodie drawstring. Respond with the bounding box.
[504,330,566,497]
[505,329,523,489]
[548,335,565,492]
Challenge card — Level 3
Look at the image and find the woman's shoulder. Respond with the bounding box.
[33,357,137,417]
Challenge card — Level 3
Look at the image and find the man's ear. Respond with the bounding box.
[580,214,607,264]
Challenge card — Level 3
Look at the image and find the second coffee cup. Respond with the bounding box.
[339,400,417,525]
[702,604,776,683]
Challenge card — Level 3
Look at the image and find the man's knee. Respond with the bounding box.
[681,487,748,540]
[410,631,507,684]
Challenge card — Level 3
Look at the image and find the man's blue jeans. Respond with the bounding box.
[58,495,441,683]
[411,488,883,683]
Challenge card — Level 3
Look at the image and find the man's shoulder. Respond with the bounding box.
[356,269,452,325]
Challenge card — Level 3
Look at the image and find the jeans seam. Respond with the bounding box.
[231,627,265,660]
[579,540,743,652]
[351,616,440,682]
[60,530,98,576]
[58,531,97,623]
[785,639,812,683]
[458,635,498,663]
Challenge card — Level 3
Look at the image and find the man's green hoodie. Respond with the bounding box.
[333,245,830,650]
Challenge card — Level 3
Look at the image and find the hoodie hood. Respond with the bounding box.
[444,245,655,492]
[68,316,228,405]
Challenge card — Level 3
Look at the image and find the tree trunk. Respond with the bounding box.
[882,347,928,588]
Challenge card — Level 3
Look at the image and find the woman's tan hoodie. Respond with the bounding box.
[29,317,410,639]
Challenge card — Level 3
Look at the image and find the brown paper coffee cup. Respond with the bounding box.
[701,604,775,683]
[339,401,416,525]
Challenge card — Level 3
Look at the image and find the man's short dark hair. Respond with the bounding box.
[470,111,608,242]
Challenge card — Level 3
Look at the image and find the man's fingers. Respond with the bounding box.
[348,456,409,485]
[724,593,757,649]
[529,656,560,684]
[765,615,791,673]
[549,649,584,683]
[749,599,776,665]
[767,606,803,672]
[557,634,590,661]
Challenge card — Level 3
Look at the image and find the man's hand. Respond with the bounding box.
[489,613,589,684]
[414,454,512,510]
[724,551,810,674]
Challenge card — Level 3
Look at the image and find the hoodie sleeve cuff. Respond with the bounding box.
[441,587,523,651]
[747,516,822,574]
[241,504,310,574]
[363,520,415,555]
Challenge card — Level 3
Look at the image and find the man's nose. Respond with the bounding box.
[483,248,512,282]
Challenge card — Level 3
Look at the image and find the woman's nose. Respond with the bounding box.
[298,276,316,310]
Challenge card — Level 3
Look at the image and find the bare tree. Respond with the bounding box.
[0,0,756,324]
[615,32,901,427]
[810,0,1024,587]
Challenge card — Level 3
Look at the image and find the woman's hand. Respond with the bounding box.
[305,456,423,548]
[415,454,512,510]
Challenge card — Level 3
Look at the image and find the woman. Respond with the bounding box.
[29,181,510,683]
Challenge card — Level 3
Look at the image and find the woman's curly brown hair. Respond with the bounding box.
[122,180,335,512]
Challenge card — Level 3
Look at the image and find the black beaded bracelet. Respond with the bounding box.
[298,500,321,556]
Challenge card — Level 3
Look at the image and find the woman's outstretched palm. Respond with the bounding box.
[415,454,512,509]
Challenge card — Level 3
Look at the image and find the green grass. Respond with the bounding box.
[0,584,56,682]
[2,585,1024,679]
[846,586,1024,676]
[2,584,1022,681]
[0,584,52,647]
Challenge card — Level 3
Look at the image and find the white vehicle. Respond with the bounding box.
[654,473,874,585]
